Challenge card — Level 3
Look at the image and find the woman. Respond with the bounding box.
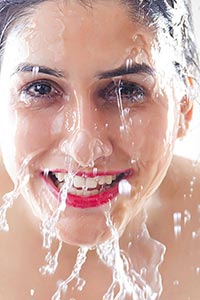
[0,0,199,299]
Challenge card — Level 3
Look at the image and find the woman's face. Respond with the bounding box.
[0,0,183,245]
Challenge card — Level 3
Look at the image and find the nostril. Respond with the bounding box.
[93,139,112,158]
[59,129,113,166]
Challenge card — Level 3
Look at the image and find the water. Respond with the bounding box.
[183,209,191,225]
[0,157,166,300]
[52,246,88,300]
[39,240,63,275]
[48,208,165,300]
[0,154,33,231]
[115,80,129,136]
[0,69,170,299]
[38,163,75,275]
[173,212,182,238]
[96,211,165,300]
[118,179,132,196]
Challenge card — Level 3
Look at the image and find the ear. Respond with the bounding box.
[177,95,193,138]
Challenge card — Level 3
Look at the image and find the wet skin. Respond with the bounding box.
[0,1,199,300]
[0,0,186,247]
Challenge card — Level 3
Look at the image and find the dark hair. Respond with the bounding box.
[0,0,199,79]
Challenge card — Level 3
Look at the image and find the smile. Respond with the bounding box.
[42,169,133,209]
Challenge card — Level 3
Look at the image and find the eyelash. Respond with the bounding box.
[99,80,146,105]
[21,80,63,104]
[19,79,146,108]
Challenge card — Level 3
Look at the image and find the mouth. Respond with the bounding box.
[41,169,133,209]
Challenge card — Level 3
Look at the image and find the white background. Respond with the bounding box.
[174,0,200,160]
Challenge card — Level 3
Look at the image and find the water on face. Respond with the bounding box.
[0,2,199,299]
[0,76,169,300]
[0,148,166,300]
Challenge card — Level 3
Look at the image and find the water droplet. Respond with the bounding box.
[92,168,98,176]
[118,179,132,196]
[174,225,181,237]
[32,66,39,76]
[43,168,49,177]
[130,159,136,165]
[173,212,182,224]
[125,58,133,71]
[192,231,197,239]
[173,280,179,286]
[173,212,182,238]
[183,209,191,225]
[120,125,125,133]
[196,267,200,275]
[123,107,130,116]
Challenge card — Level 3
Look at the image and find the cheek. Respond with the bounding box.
[1,108,68,169]
[115,105,178,160]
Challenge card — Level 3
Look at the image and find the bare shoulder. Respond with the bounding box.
[147,156,200,300]
[160,155,200,199]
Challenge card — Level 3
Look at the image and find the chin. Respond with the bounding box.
[55,199,133,247]
[56,213,112,247]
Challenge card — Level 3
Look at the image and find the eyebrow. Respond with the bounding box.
[12,62,154,80]
[13,63,65,78]
[96,63,154,79]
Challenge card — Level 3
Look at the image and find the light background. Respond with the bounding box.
[174,1,200,160]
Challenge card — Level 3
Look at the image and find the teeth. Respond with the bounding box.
[105,175,112,185]
[56,173,65,182]
[73,175,86,188]
[68,187,77,195]
[98,176,106,185]
[90,189,99,195]
[68,188,99,197]
[52,172,119,192]
[86,177,97,189]
[83,190,92,196]
[76,189,83,196]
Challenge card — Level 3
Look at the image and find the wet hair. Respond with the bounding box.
[0,0,198,78]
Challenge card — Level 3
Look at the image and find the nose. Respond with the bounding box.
[60,129,112,167]
[59,98,113,167]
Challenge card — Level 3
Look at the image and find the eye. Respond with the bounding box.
[29,82,52,96]
[100,80,146,105]
[20,80,63,105]
[118,81,145,103]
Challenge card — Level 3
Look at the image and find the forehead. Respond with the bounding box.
[2,0,156,78]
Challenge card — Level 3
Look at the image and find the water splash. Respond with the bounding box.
[39,172,73,275]
[0,155,32,231]
[38,187,66,276]
[96,211,164,300]
[0,190,19,231]
[39,158,78,275]
[52,246,88,300]
[39,240,63,275]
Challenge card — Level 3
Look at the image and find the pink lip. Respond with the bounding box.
[41,169,133,209]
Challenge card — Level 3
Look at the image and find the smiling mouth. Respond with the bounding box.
[42,169,133,208]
